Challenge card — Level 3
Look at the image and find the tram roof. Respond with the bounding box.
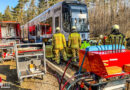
[27,1,86,24]
[28,1,63,24]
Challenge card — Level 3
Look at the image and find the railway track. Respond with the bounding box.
[46,59,79,82]
[46,59,90,89]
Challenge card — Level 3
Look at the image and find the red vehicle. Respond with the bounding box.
[0,21,21,40]
[0,21,21,60]
[78,45,130,90]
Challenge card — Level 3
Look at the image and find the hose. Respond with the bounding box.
[60,49,88,89]
[118,37,121,52]
[110,37,113,53]
[120,37,124,52]
[59,57,77,90]
[66,76,89,90]
[61,73,89,90]
[114,36,116,53]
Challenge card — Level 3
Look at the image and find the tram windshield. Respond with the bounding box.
[70,5,89,32]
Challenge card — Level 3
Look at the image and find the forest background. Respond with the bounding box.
[0,0,129,37]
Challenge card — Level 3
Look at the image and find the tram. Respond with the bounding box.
[23,1,90,43]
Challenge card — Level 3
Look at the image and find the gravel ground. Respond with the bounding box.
[0,60,59,90]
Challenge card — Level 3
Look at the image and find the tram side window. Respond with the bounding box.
[30,31,36,36]
[40,17,53,35]
[62,7,71,32]
[55,17,59,28]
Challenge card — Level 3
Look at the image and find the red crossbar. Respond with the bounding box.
[0,45,13,47]
[18,49,43,53]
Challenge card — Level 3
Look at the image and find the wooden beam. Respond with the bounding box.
[46,60,74,82]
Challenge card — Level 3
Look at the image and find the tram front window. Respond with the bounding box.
[70,5,89,32]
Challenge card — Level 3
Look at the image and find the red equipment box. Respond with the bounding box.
[79,50,130,78]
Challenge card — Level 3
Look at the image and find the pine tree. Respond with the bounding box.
[38,0,46,14]
[0,12,3,21]
[3,6,13,21]
[12,0,29,24]
[27,0,38,21]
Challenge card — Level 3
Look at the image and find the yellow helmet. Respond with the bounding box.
[56,27,60,31]
[112,24,119,30]
[72,26,76,30]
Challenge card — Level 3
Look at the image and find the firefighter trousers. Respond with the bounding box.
[71,48,79,62]
[53,49,67,64]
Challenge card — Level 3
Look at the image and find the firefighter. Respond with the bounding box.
[126,31,130,48]
[80,39,90,49]
[68,26,81,62]
[106,24,125,45]
[98,35,104,45]
[52,27,67,64]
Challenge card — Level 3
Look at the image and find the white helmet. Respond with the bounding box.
[112,24,119,30]
[99,35,104,39]
[72,26,76,30]
[56,27,60,31]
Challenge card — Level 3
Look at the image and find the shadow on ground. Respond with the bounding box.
[0,64,30,90]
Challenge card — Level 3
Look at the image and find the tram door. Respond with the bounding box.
[54,12,61,32]
[1,26,7,38]
[36,25,41,42]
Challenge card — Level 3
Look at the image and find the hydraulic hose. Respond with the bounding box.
[118,37,121,52]
[61,73,89,90]
[110,37,113,53]
[114,36,116,53]
[120,37,124,52]
[66,76,89,90]
[59,57,77,90]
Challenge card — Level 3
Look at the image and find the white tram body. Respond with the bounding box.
[23,1,90,43]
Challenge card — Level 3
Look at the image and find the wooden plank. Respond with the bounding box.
[46,60,74,82]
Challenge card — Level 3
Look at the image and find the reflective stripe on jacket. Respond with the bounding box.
[108,34,125,44]
[52,33,66,49]
[68,32,81,49]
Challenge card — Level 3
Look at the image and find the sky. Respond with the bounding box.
[0,0,18,14]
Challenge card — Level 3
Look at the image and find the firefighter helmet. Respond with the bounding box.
[72,26,76,30]
[112,24,119,30]
[56,27,60,31]
[99,35,104,39]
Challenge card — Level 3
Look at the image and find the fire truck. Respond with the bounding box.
[0,21,21,61]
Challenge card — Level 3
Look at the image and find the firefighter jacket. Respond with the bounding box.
[68,32,81,49]
[52,33,66,49]
[106,34,125,45]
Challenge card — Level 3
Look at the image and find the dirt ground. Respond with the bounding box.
[0,60,59,90]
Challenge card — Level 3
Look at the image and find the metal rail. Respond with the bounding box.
[15,43,47,83]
